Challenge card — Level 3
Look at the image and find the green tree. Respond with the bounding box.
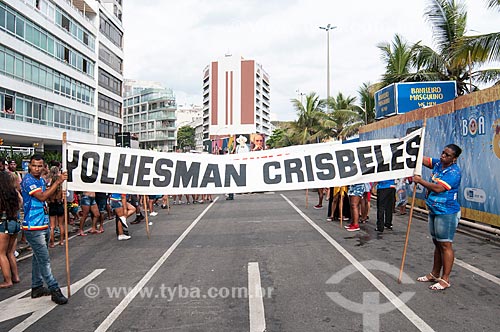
[486,0,500,10]
[376,0,500,95]
[176,126,195,151]
[377,34,421,85]
[413,0,500,94]
[326,92,364,139]
[357,82,377,124]
[290,92,332,144]
[266,125,296,148]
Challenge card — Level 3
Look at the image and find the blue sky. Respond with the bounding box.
[123,0,499,121]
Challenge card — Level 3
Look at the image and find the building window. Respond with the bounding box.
[98,118,121,139]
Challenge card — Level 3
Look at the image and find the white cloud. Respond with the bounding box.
[123,0,499,121]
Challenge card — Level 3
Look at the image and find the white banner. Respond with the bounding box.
[64,128,423,195]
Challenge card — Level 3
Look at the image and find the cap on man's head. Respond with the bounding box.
[8,159,16,164]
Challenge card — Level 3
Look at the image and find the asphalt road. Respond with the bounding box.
[1,191,499,332]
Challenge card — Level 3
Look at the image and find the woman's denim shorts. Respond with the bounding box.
[428,211,460,242]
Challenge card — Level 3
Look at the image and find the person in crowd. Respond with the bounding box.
[7,160,22,186]
[373,179,396,232]
[327,186,347,221]
[95,192,109,233]
[21,154,68,304]
[128,194,145,224]
[67,191,80,225]
[345,184,365,232]
[47,166,65,247]
[0,172,22,288]
[314,187,328,209]
[360,183,372,223]
[395,178,410,215]
[109,193,135,241]
[0,157,6,173]
[414,144,462,291]
[78,191,100,235]
[251,134,265,151]
[6,159,26,244]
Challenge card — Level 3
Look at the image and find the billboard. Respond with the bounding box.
[375,84,396,119]
[396,81,456,114]
[375,81,457,119]
[361,94,500,227]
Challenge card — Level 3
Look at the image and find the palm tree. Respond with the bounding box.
[357,82,377,124]
[377,34,421,85]
[486,0,500,10]
[290,92,331,144]
[412,0,500,94]
[328,92,357,111]
[326,92,364,139]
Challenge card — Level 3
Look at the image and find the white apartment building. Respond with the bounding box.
[202,54,271,151]
[123,81,177,152]
[0,0,124,152]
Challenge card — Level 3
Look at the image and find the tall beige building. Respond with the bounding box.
[202,54,271,152]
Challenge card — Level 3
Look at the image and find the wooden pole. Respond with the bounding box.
[398,120,426,283]
[143,195,150,239]
[398,181,418,283]
[339,189,344,228]
[62,132,71,297]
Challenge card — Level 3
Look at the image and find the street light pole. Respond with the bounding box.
[359,102,368,125]
[319,24,336,113]
[296,89,305,105]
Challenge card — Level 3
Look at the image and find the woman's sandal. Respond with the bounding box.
[429,279,451,291]
[417,273,438,282]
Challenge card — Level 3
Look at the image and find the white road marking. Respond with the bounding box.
[454,259,500,286]
[94,198,218,332]
[0,269,105,332]
[248,262,266,332]
[281,194,435,332]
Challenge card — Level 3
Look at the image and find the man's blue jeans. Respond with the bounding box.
[25,229,60,290]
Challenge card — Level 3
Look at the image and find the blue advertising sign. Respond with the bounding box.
[396,81,456,114]
[375,84,396,119]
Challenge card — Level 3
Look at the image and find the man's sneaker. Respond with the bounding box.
[161,204,168,209]
[385,225,393,230]
[346,224,360,232]
[313,204,323,209]
[51,288,68,305]
[148,221,153,226]
[118,234,131,241]
[343,223,354,229]
[150,211,158,216]
[118,218,128,228]
[31,285,51,298]
[374,227,384,233]
[131,215,144,224]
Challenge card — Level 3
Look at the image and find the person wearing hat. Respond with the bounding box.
[7,160,22,189]
[227,135,249,200]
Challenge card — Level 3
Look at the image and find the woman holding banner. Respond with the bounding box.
[413,144,462,291]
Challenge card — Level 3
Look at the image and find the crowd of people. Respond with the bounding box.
[315,143,463,292]
[0,142,463,306]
